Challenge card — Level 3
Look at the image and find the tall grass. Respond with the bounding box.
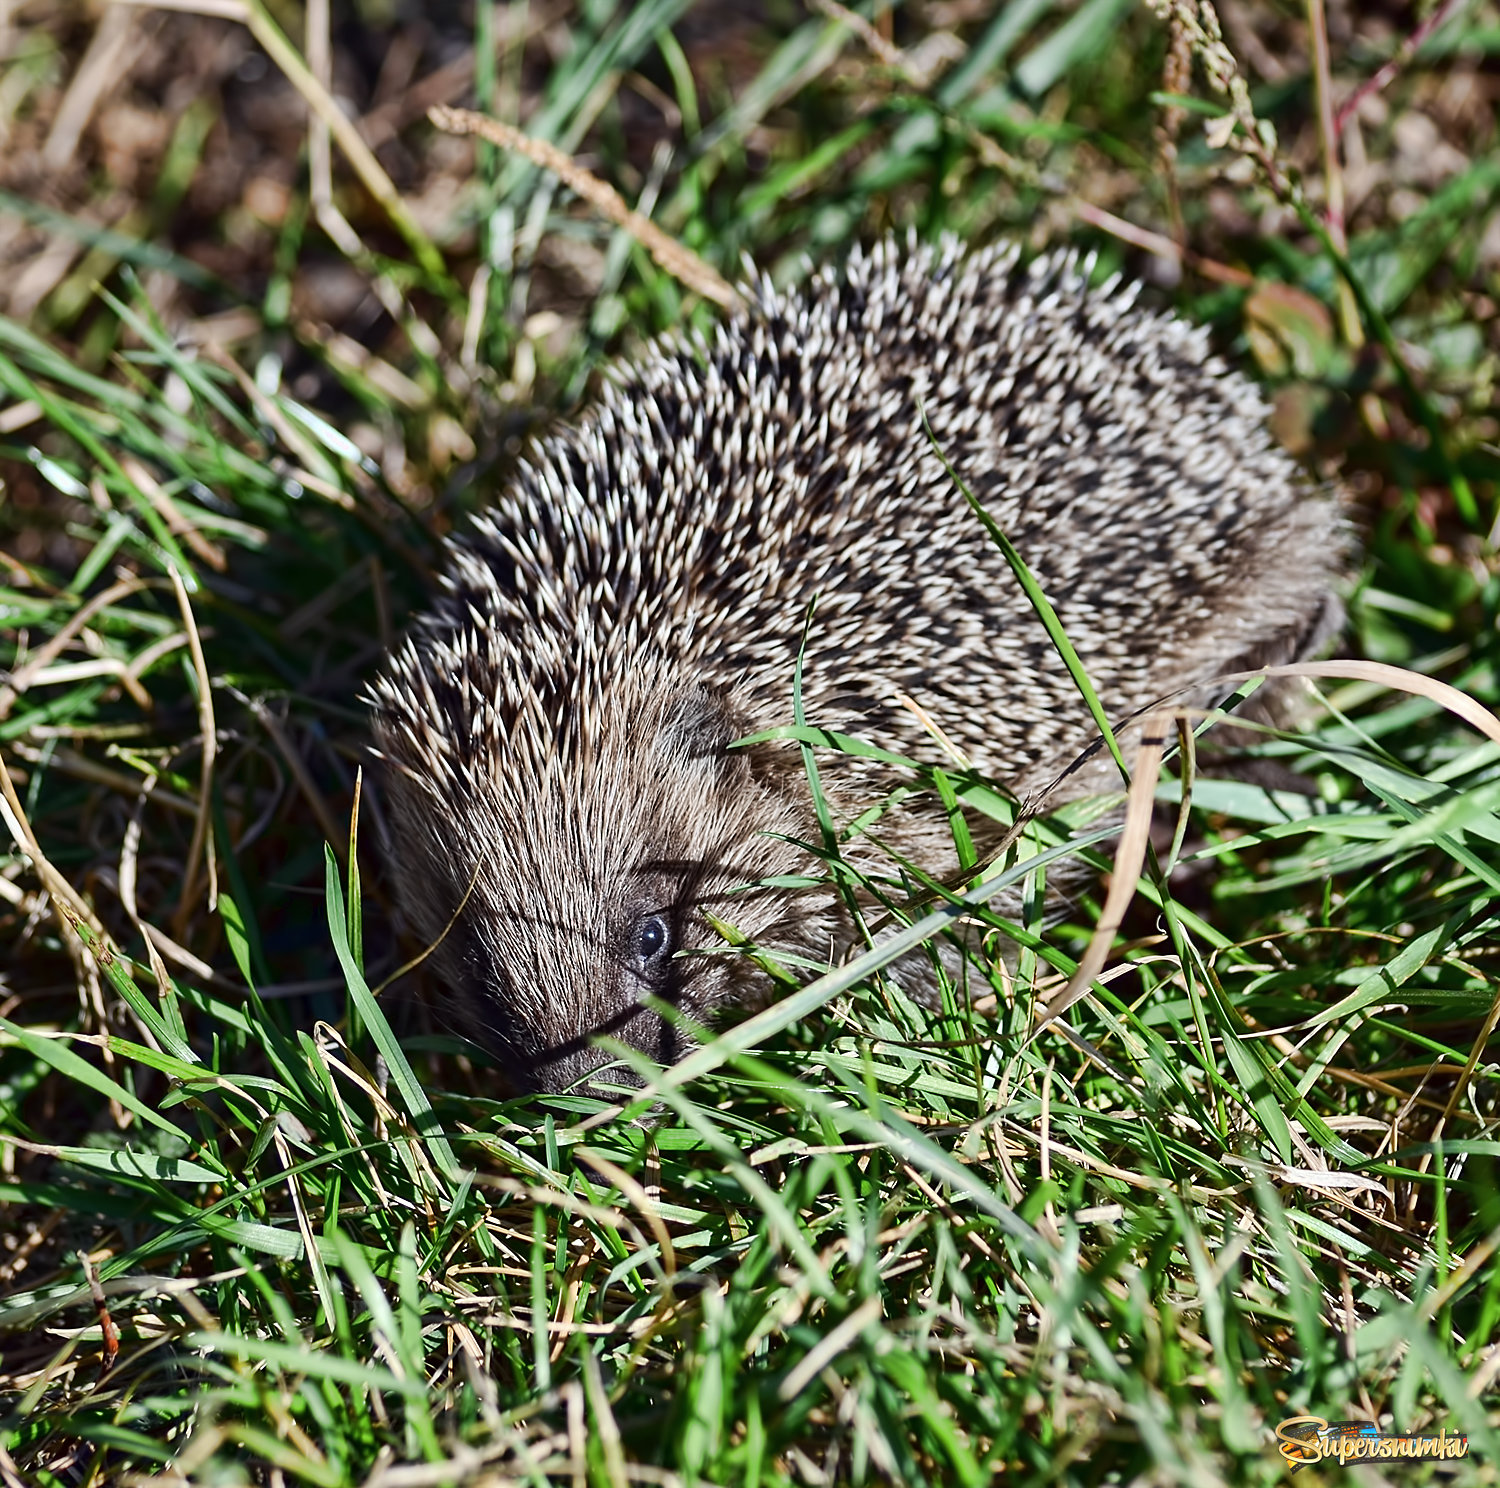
[1,0,1498,1483]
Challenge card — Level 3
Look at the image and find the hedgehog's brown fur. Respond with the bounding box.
[370,236,1343,1093]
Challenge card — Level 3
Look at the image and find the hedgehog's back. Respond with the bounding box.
[418,236,1341,793]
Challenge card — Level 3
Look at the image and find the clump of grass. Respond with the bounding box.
[2,0,1499,1483]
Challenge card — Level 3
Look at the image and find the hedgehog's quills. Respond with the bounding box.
[370,236,1343,1095]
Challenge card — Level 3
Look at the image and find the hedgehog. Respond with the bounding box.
[369,235,1343,1094]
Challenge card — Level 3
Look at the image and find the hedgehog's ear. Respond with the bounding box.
[660,687,749,773]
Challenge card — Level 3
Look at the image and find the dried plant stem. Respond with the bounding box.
[1156,6,1194,241]
[107,0,246,13]
[43,4,140,171]
[808,0,902,67]
[237,692,347,862]
[1149,0,1477,525]
[243,1,446,281]
[120,458,226,572]
[1034,713,1171,1034]
[304,0,348,256]
[1305,0,1344,249]
[429,106,741,310]
[108,0,452,329]
[0,577,152,724]
[0,750,114,952]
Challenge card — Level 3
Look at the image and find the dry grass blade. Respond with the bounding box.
[808,0,903,68]
[108,0,249,15]
[1036,658,1498,1028]
[1072,202,1253,286]
[1305,0,1360,343]
[777,1295,882,1401]
[241,696,346,858]
[1035,712,1170,1033]
[0,752,113,948]
[246,4,446,278]
[1216,660,1500,748]
[0,1444,30,1488]
[1440,985,1500,1128]
[372,856,486,996]
[168,563,217,929]
[0,576,152,724]
[429,106,742,310]
[200,343,359,509]
[575,1148,677,1277]
[106,0,448,276]
[119,459,227,573]
[43,5,142,171]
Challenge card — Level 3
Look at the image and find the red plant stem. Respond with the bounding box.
[1334,0,1465,135]
[1073,202,1254,286]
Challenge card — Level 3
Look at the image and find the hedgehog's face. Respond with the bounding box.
[502,857,747,1096]
[383,679,825,1097]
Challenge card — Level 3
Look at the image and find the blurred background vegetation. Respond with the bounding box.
[0,0,1498,1483]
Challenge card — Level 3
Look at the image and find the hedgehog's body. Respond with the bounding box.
[371,237,1342,1092]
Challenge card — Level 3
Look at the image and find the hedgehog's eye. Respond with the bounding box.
[631,913,674,980]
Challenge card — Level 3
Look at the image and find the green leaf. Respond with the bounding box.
[0,1015,190,1141]
[47,1144,225,1185]
[323,845,461,1186]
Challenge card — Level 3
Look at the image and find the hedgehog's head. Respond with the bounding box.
[373,656,824,1096]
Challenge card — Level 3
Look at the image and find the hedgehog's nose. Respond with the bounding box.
[530,1005,681,1096]
[534,1042,648,1097]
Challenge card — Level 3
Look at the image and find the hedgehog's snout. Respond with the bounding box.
[502,889,699,1096]
[526,991,687,1096]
